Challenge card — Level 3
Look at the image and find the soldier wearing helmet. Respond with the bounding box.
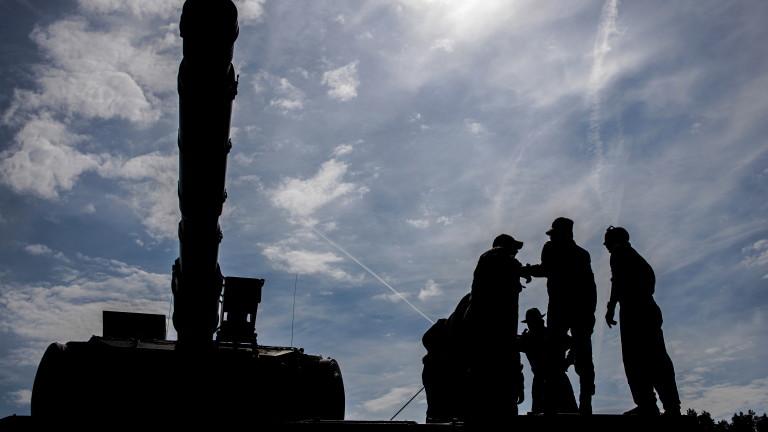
[604,226,681,416]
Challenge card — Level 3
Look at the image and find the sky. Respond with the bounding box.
[0,0,766,421]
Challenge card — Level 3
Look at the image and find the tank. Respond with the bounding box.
[29,0,344,426]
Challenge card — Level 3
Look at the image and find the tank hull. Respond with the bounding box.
[31,338,345,425]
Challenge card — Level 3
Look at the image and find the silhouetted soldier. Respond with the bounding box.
[525,217,596,414]
[466,234,528,421]
[422,293,472,422]
[518,308,578,415]
[603,226,681,416]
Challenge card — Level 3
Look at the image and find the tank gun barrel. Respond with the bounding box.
[173,0,240,345]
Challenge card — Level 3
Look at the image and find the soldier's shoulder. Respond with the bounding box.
[480,247,507,259]
[574,242,589,253]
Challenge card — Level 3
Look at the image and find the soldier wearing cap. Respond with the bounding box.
[518,307,578,414]
[604,226,681,416]
[466,233,529,421]
[525,217,597,414]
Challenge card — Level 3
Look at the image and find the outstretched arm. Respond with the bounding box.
[525,243,551,278]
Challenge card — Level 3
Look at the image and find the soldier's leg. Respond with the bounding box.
[531,375,545,414]
[550,370,578,413]
[546,303,569,362]
[621,322,657,409]
[651,327,681,413]
[545,302,568,338]
[571,317,596,398]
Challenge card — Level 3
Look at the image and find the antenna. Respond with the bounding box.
[290,274,298,346]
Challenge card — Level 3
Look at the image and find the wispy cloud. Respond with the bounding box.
[269,77,306,113]
[0,251,169,367]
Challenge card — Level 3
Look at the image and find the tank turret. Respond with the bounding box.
[29,0,345,426]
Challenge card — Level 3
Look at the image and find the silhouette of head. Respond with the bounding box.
[546,217,574,240]
[522,308,546,329]
[493,234,523,254]
[604,226,630,252]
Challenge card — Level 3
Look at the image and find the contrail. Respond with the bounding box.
[588,0,621,377]
[308,225,435,325]
[587,0,620,220]
[588,0,619,161]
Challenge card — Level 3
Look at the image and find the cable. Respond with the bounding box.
[390,386,425,421]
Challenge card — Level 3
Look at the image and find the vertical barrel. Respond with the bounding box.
[173,0,239,346]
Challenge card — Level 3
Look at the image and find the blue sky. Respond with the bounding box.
[0,0,767,421]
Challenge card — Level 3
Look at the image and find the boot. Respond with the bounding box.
[623,405,660,416]
[663,405,681,416]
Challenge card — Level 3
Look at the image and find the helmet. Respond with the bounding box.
[604,226,630,245]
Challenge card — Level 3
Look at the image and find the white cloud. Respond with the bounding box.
[0,114,178,238]
[435,215,459,226]
[78,0,179,18]
[79,0,260,23]
[262,243,353,281]
[418,279,441,301]
[406,218,430,229]
[332,144,354,157]
[269,77,305,113]
[268,159,367,224]
[406,213,459,229]
[100,152,179,240]
[430,38,455,53]
[682,377,768,419]
[23,244,53,256]
[362,385,421,413]
[373,292,410,303]
[0,116,102,199]
[22,244,70,263]
[741,239,768,268]
[10,389,32,406]
[4,18,176,126]
[0,253,169,365]
[322,61,360,102]
[234,0,266,22]
[464,119,486,135]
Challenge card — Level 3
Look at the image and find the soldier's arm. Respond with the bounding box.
[525,243,551,278]
[605,256,619,328]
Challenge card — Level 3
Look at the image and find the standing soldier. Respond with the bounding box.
[603,226,681,416]
[525,217,596,414]
[466,234,528,421]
